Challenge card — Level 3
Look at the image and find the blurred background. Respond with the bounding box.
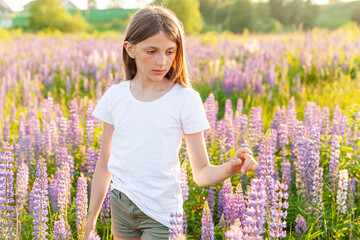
[0,0,359,33]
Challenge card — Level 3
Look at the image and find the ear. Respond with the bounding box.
[123,41,135,59]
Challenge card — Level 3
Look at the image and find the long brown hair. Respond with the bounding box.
[122,5,192,88]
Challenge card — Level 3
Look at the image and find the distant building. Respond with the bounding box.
[23,0,80,11]
[0,0,11,14]
[0,0,12,27]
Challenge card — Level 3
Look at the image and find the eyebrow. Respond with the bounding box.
[144,46,176,50]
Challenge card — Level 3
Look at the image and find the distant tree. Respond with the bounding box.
[154,0,204,34]
[351,3,360,24]
[213,0,233,26]
[269,0,286,24]
[29,0,89,32]
[286,0,318,28]
[107,0,124,8]
[198,0,217,24]
[225,0,255,33]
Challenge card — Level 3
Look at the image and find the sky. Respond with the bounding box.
[6,0,153,11]
[6,0,357,12]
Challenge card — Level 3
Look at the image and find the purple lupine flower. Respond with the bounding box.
[87,231,101,240]
[321,107,330,138]
[18,113,25,148]
[278,123,289,154]
[15,162,29,212]
[243,178,267,238]
[53,219,71,240]
[48,177,58,211]
[240,114,248,147]
[204,93,218,142]
[224,114,236,160]
[169,211,185,240]
[85,119,94,148]
[86,147,96,179]
[76,175,88,239]
[223,192,235,227]
[56,117,69,168]
[255,129,276,179]
[3,117,10,144]
[180,161,189,202]
[269,183,289,239]
[234,111,242,148]
[207,185,216,213]
[224,184,247,228]
[330,105,342,137]
[304,139,316,199]
[50,120,58,154]
[248,107,264,155]
[225,218,244,240]
[66,155,75,178]
[0,143,16,238]
[68,99,81,154]
[295,214,307,236]
[311,166,324,228]
[281,161,291,190]
[336,169,348,214]
[218,178,232,218]
[353,116,359,150]
[32,158,49,239]
[309,124,321,167]
[234,184,247,226]
[329,135,340,188]
[34,119,42,159]
[201,201,215,240]
[225,99,234,123]
[59,117,68,150]
[42,122,52,157]
[55,162,71,217]
[23,134,33,165]
[100,187,110,225]
[286,97,297,141]
[348,178,356,210]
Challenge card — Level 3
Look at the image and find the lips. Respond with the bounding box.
[153,70,166,74]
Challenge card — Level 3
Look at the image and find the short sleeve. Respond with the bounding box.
[180,91,211,134]
[92,86,114,125]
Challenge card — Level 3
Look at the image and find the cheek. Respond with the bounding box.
[137,55,154,68]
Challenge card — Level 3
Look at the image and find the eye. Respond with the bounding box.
[147,50,155,54]
[168,51,175,55]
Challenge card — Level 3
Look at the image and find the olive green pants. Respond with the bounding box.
[110,188,169,240]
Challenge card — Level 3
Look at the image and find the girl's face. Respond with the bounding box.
[124,31,177,83]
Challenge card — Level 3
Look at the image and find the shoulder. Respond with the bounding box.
[175,84,200,100]
[105,80,128,94]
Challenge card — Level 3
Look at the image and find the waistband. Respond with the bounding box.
[111,188,134,204]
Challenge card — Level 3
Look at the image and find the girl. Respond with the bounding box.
[85,5,258,240]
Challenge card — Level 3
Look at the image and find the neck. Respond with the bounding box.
[131,74,173,92]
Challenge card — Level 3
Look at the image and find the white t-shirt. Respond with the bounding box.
[92,79,210,228]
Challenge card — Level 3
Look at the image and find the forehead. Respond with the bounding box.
[138,32,177,49]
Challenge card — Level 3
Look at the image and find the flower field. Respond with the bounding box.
[0,24,359,239]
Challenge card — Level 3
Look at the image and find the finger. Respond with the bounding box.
[237,148,253,158]
[247,156,259,171]
[243,156,252,172]
[236,157,245,171]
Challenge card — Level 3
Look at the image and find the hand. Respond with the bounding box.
[229,147,258,175]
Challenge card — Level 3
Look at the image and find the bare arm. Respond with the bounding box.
[185,131,257,187]
[84,122,114,238]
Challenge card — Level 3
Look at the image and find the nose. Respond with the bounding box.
[156,53,166,66]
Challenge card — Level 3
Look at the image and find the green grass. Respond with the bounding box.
[314,1,360,29]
